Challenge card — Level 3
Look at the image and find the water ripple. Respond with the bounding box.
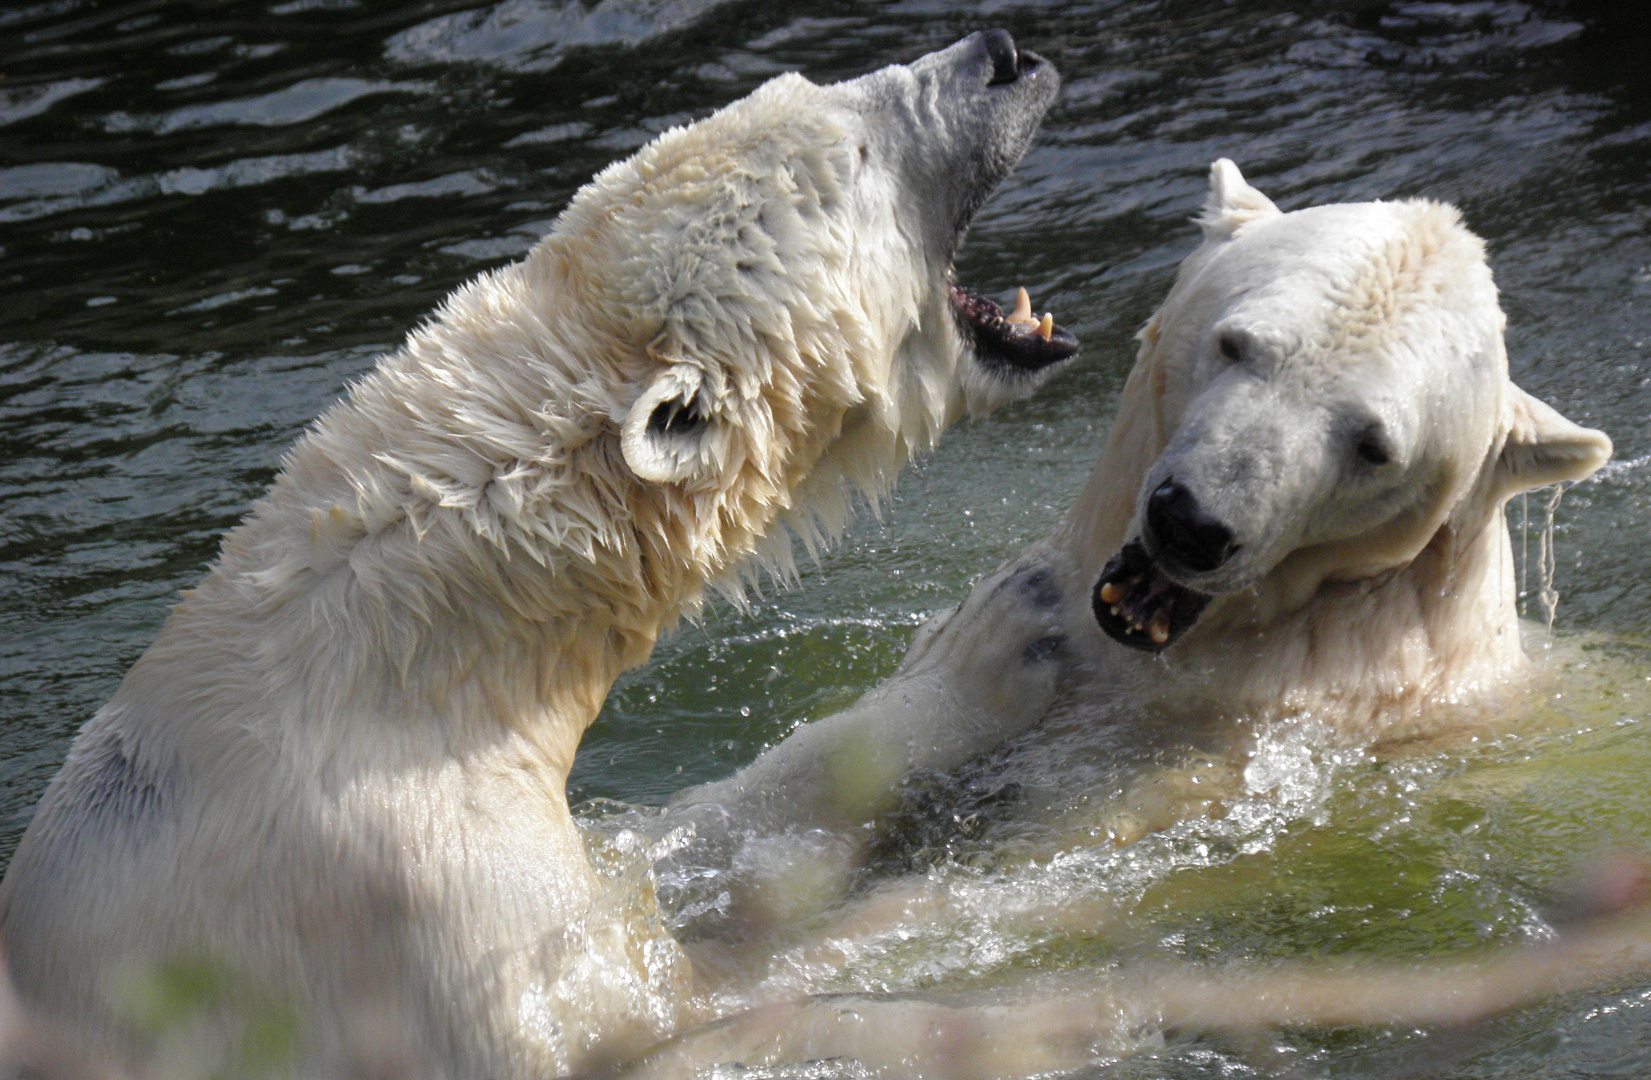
[386,0,735,71]
[2,3,1651,1072]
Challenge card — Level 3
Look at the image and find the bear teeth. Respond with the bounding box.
[949,284,1078,373]
[1148,611,1171,644]
[1006,287,1056,341]
[1092,540,1213,652]
[1008,286,1034,324]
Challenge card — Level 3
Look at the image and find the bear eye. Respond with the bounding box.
[1217,333,1242,362]
[1355,427,1392,466]
[850,143,868,180]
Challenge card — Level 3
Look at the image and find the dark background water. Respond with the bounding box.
[3,1,1650,1074]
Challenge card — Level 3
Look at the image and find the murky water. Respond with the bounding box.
[4,0,1651,1075]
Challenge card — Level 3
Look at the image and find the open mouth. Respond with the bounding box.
[950,284,1080,374]
[1091,540,1212,653]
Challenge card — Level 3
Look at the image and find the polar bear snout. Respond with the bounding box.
[871,32,1076,412]
[1144,480,1239,575]
[896,30,1059,221]
[909,28,1051,96]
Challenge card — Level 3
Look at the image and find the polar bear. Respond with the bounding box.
[1076,157,1611,732]
[638,159,1617,1079]
[676,158,1612,907]
[0,32,1076,1078]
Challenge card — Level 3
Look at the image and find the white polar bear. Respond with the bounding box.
[642,159,1617,1079]
[0,32,1076,1078]
[1076,158,1611,734]
[680,157,1612,902]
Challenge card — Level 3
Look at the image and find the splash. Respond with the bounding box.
[513,809,699,1072]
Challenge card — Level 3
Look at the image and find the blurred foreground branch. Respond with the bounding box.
[7,857,1651,1080]
[622,852,1651,1079]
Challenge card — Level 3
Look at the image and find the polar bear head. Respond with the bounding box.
[529,32,1074,573]
[1091,159,1610,652]
[261,32,1078,714]
[327,33,1075,635]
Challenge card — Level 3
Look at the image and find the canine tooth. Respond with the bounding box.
[1148,612,1170,644]
[1008,286,1037,326]
[1099,582,1122,604]
[1037,313,1053,340]
[1110,605,1120,616]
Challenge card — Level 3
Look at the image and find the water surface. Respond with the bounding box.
[3,1,1651,1075]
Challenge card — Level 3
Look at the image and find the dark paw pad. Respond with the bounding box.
[995,564,1061,610]
[1021,635,1065,664]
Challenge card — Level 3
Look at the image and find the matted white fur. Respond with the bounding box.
[0,34,1066,1078]
[646,157,1616,1080]
[697,158,1614,872]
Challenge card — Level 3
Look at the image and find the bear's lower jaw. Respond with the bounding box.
[949,284,1079,375]
[1092,540,1212,653]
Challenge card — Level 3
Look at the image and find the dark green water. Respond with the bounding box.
[3,1,1651,1075]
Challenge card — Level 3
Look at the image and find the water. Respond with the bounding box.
[3,0,1651,1074]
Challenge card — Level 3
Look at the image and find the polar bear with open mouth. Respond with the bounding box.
[1082,158,1610,731]
[0,31,1075,1079]
[641,156,1617,1080]
[690,158,1612,868]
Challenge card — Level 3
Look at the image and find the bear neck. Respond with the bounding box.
[1170,508,1528,736]
[111,255,722,798]
[1052,429,1528,737]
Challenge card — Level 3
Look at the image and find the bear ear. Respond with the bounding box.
[1493,384,1612,499]
[1198,158,1281,241]
[621,363,715,483]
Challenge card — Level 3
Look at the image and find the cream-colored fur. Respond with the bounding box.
[1051,158,1610,735]
[0,34,1068,1078]
[682,158,1613,927]
[642,158,1617,1080]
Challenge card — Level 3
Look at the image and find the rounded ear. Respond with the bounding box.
[1197,158,1281,241]
[621,363,714,483]
[1494,384,1612,499]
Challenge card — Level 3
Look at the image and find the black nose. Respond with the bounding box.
[1145,481,1236,573]
[982,29,1020,85]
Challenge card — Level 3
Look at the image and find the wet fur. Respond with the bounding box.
[644,163,1617,1077]
[0,38,1065,1078]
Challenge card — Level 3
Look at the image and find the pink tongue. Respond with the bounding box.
[1121,570,1173,620]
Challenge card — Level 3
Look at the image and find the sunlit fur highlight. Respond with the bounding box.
[1049,159,1612,737]
[0,62,1054,1077]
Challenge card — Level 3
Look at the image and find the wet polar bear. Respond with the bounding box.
[683,157,1613,893]
[639,159,1617,1079]
[1080,158,1611,730]
[0,32,1077,1079]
